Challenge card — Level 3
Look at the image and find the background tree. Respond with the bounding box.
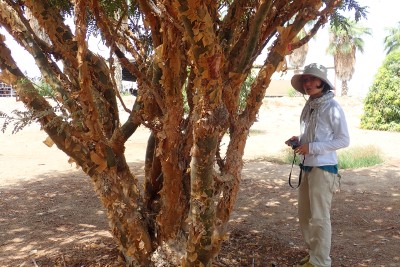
[361,50,400,131]
[384,21,400,55]
[288,29,309,74]
[0,0,365,266]
[327,18,371,96]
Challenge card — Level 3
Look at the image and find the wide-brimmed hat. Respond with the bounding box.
[291,63,334,94]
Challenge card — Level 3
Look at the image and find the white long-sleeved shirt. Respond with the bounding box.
[299,98,350,167]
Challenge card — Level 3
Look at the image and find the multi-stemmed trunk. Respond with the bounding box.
[0,0,350,265]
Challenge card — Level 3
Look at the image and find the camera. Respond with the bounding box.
[288,139,300,149]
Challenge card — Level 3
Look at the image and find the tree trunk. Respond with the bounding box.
[92,163,153,266]
[0,0,350,265]
[342,80,348,96]
[186,130,220,266]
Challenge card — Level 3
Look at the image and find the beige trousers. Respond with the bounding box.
[298,167,338,267]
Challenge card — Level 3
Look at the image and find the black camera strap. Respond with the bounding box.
[288,152,305,188]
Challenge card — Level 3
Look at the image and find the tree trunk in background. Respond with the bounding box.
[288,42,308,71]
[341,80,349,96]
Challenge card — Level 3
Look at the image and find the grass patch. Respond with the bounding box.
[253,148,299,165]
[249,129,266,135]
[281,147,299,164]
[273,145,384,169]
[338,145,384,169]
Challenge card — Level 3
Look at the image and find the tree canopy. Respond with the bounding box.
[0,0,366,266]
[361,50,400,132]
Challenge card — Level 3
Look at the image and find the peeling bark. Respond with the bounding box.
[0,0,353,265]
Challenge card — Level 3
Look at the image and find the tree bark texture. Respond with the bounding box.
[0,0,353,265]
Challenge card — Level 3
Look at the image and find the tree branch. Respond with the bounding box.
[218,0,249,55]
[287,0,343,51]
[90,0,166,114]
[236,1,272,72]
[0,1,81,116]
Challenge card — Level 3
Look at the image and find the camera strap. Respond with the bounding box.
[288,152,305,188]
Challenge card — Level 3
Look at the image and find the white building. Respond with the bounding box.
[0,82,17,97]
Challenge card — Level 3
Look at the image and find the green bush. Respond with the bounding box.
[279,145,383,169]
[360,51,400,132]
[287,87,298,97]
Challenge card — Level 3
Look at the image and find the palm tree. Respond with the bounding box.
[288,29,309,74]
[384,22,400,55]
[327,19,372,96]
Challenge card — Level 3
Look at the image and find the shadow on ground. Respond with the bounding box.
[1,160,399,266]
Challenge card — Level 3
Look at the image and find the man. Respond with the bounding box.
[285,63,350,267]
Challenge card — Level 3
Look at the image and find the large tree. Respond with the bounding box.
[327,17,371,96]
[0,0,365,266]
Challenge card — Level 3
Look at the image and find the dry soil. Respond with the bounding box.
[0,96,399,266]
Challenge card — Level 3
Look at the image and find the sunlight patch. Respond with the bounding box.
[265,201,280,207]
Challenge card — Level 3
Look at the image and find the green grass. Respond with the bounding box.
[253,148,298,165]
[249,128,266,135]
[338,145,384,169]
[276,145,384,169]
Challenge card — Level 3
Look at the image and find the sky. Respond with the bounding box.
[1,0,399,97]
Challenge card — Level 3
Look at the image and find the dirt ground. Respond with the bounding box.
[0,96,399,267]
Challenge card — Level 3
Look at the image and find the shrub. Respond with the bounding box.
[287,87,298,97]
[360,51,400,132]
